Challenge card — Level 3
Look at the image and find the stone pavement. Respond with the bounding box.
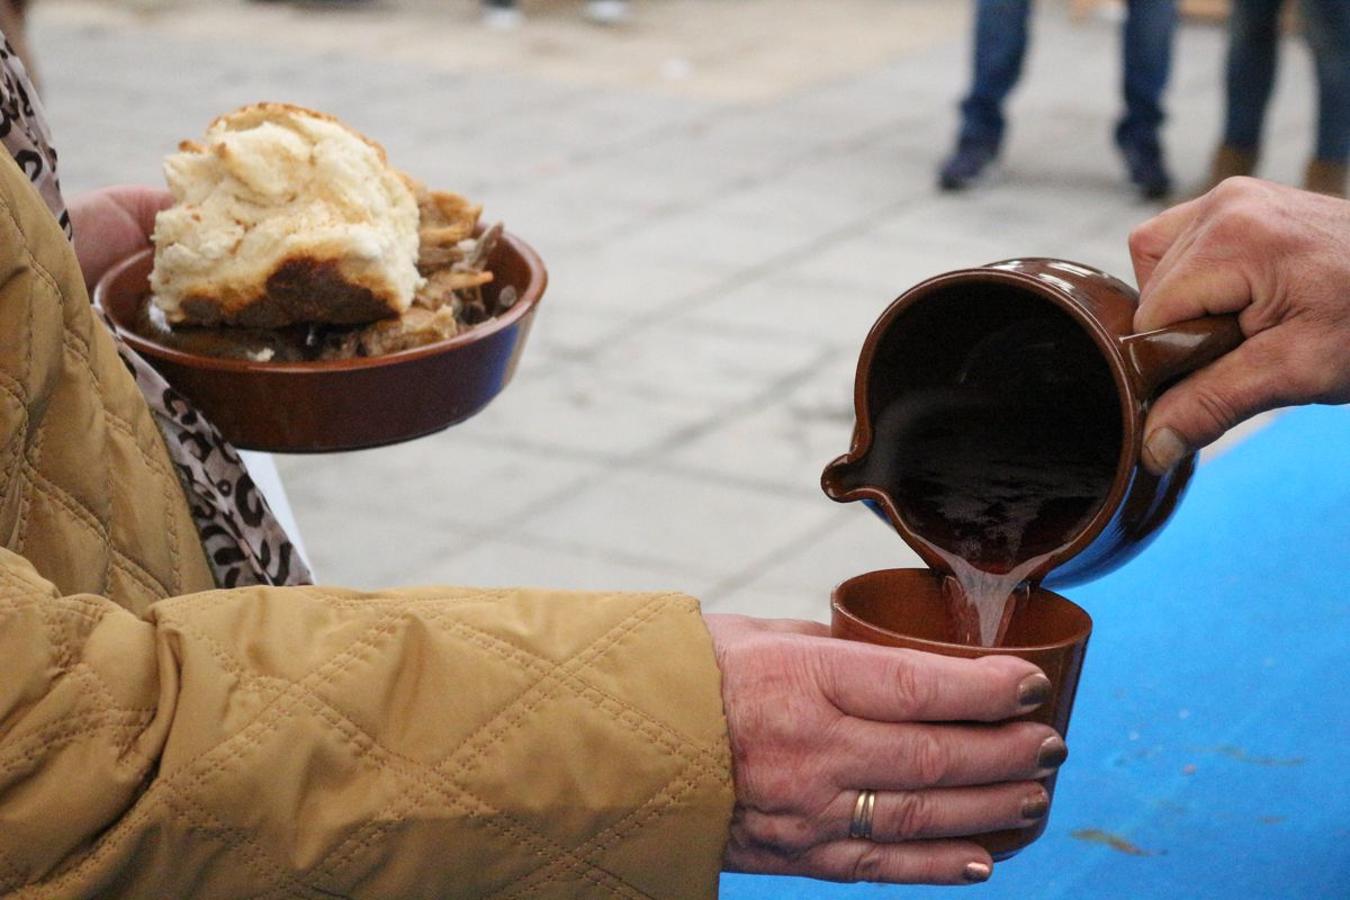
[31,0,1314,617]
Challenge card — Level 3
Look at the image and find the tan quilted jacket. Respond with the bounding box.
[0,153,735,898]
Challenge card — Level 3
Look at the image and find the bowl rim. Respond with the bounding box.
[93,230,548,374]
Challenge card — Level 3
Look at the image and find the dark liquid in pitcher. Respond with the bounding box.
[861,310,1121,645]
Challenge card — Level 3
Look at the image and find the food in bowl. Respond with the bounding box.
[137,102,514,362]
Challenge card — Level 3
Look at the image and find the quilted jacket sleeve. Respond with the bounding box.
[0,154,734,897]
[0,561,734,899]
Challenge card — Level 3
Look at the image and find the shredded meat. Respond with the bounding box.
[319,307,461,359]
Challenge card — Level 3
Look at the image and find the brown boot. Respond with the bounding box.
[1205,144,1258,192]
[1303,159,1347,198]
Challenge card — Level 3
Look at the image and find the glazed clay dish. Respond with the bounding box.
[94,103,548,453]
[96,236,546,453]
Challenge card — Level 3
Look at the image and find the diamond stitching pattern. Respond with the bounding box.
[9,569,729,896]
[441,614,724,777]
[292,595,723,898]
[312,607,644,880]
[18,462,172,600]
[0,178,210,611]
[25,609,408,898]
[303,602,672,898]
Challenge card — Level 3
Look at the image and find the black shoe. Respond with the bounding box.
[938,139,999,192]
[1118,136,1172,200]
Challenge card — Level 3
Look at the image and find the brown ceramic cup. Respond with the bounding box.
[831,568,1091,860]
[821,258,1244,588]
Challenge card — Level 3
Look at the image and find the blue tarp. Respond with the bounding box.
[723,404,1350,899]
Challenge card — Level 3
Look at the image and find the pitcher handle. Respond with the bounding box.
[1120,314,1244,398]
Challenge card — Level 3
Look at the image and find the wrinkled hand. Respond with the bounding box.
[68,185,173,292]
[706,614,1065,886]
[1129,177,1350,474]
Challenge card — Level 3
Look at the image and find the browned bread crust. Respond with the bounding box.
[178,259,398,328]
[151,103,423,328]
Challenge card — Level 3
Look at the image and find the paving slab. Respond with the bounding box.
[410,533,726,597]
[706,505,927,618]
[513,466,839,579]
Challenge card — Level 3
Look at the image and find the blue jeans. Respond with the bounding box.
[957,0,1178,149]
[1224,0,1350,163]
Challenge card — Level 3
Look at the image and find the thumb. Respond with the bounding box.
[1141,336,1289,474]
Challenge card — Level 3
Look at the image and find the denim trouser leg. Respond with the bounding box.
[1116,0,1178,147]
[1301,0,1350,163]
[958,0,1033,148]
[1222,0,1284,152]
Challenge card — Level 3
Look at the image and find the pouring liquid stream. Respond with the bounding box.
[895,435,1113,646]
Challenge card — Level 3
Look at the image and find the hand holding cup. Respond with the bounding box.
[706,613,1067,886]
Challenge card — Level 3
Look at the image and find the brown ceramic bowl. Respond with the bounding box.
[94,233,547,453]
[831,568,1092,861]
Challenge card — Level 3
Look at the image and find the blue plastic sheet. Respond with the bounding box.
[722,405,1350,899]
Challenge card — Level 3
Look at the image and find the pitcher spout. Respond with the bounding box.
[821,454,866,500]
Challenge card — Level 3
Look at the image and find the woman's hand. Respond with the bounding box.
[1129,177,1350,474]
[68,185,173,292]
[706,614,1064,885]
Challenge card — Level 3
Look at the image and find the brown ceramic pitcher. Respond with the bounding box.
[821,258,1243,588]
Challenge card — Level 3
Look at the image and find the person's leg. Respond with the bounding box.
[1206,0,1283,188]
[1224,0,1284,153]
[939,0,1033,190]
[1300,0,1350,194]
[959,0,1034,147]
[1116,0,1178,198]
[1118,0,1177,146]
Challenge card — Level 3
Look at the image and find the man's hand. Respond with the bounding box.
[706,614,1065,885]
[68,185,173,292]
[1129,177,1350,474]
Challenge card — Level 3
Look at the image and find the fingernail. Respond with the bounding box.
[1037,735,1069,769]
[1022,791,1050,821]
[1017,673,1051,709]
[1144,427,1188,475]
[963,862,992,883]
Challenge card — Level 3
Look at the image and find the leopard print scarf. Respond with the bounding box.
[0,34,312,589]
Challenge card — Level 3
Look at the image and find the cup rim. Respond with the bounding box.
[831,567,1093,653]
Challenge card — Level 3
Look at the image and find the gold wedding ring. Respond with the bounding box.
[849,789,877,840]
